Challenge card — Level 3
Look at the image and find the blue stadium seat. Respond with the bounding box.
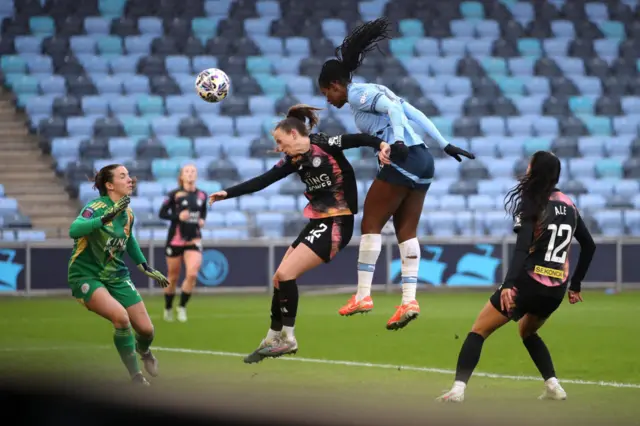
[0,198,18,215]
[594,210,623,236]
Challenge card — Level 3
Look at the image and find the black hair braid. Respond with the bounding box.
[334,17,391,74]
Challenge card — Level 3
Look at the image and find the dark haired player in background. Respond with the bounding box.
[158,164,207,323]
[438,151,596,402]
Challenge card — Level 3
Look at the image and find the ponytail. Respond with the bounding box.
[274,104,323,136]
[318,17,391,87]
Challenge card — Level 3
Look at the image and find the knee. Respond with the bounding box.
[137,324,155,338]
[112,308,131,329]
[185,268,198,282]
[470,323,493,339]
[273,269,296,284]
[396,230,418,244]
[520,330,538,341]
[167,269,180,282]
[361,216,383,234]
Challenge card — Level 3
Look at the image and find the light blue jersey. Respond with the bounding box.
[347,82,450,149]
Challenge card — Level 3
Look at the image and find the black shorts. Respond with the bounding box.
[377,144,434,191]
[165,243,203,258]
[291,215,354,263]
[490,273,566,322]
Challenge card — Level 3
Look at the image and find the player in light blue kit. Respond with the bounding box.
[319,18,475,330]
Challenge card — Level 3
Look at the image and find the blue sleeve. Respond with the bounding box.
[401,101,450,149]
[371,95,406,143]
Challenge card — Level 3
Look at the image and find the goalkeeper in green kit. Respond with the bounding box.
[68,164,171,385]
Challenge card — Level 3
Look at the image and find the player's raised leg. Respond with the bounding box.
[177,249,202,323]
[83,286,148,385]
[519,314,566,400]
[437,301,509,402]
[386,189,426,330]
[164,254,181,322]
[127,298,158,378]
[338,179,407,316]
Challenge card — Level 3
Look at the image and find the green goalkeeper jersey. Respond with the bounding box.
[68,196,146,284]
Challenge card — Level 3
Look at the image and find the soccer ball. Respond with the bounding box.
[195,68,230,103]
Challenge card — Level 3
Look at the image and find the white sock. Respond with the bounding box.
[356,234,382,302]
[453,380,467,390]
[399,238,420,305]
[266,329,281,341]
[545,377,559,387]
[282,326,295,340]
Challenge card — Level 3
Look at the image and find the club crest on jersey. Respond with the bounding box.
[81,283,90,294]
[312,157,322,168]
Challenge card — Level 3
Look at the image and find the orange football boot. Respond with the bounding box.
[386,300,420,330]
[338,295,373,316]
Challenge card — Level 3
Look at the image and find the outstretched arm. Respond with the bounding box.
[400,101,450,149]
[370,95,407,143]
[326,133,386,151]
[224,161,295,200]
[126,231,147,265]
[69,214,105,239]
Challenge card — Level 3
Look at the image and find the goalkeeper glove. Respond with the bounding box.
[390,141,409,162]
[101,195,130,224]
[137,263,170,288]
[444,144,475,162]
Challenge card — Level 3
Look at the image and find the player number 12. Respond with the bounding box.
[544,223,573,264]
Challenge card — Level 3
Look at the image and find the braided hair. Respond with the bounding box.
[318,17,391,88]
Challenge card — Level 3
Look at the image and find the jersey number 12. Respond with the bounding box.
[544,223,573,264]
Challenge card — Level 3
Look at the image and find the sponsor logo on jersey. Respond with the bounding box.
[534,265,564,279]
[303,173,332,191]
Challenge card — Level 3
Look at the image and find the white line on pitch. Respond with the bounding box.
[152,346,640,390]
[3,344,639,390]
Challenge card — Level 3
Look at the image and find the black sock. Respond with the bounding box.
[278,279,299,328]
[164,293,175,310]
[270,288,283,331]
[523,333,556,381]
[179,291,191,308]
[454,332,485,384]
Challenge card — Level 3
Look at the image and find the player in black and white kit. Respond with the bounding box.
[438,151,596,403]
[158,164,207,323]
[208,104,390,363]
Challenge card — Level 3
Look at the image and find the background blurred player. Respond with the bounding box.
[318,18,475,330]
[437,151,596,402]
[158,164,207,323]
[208,105,389,363]
[68,164,170,385]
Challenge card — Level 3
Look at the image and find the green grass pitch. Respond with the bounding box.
[1,291,639,425]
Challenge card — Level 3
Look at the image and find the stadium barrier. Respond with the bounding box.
[0,236,636,295]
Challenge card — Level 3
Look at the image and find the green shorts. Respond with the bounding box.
[70,278,143,309]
